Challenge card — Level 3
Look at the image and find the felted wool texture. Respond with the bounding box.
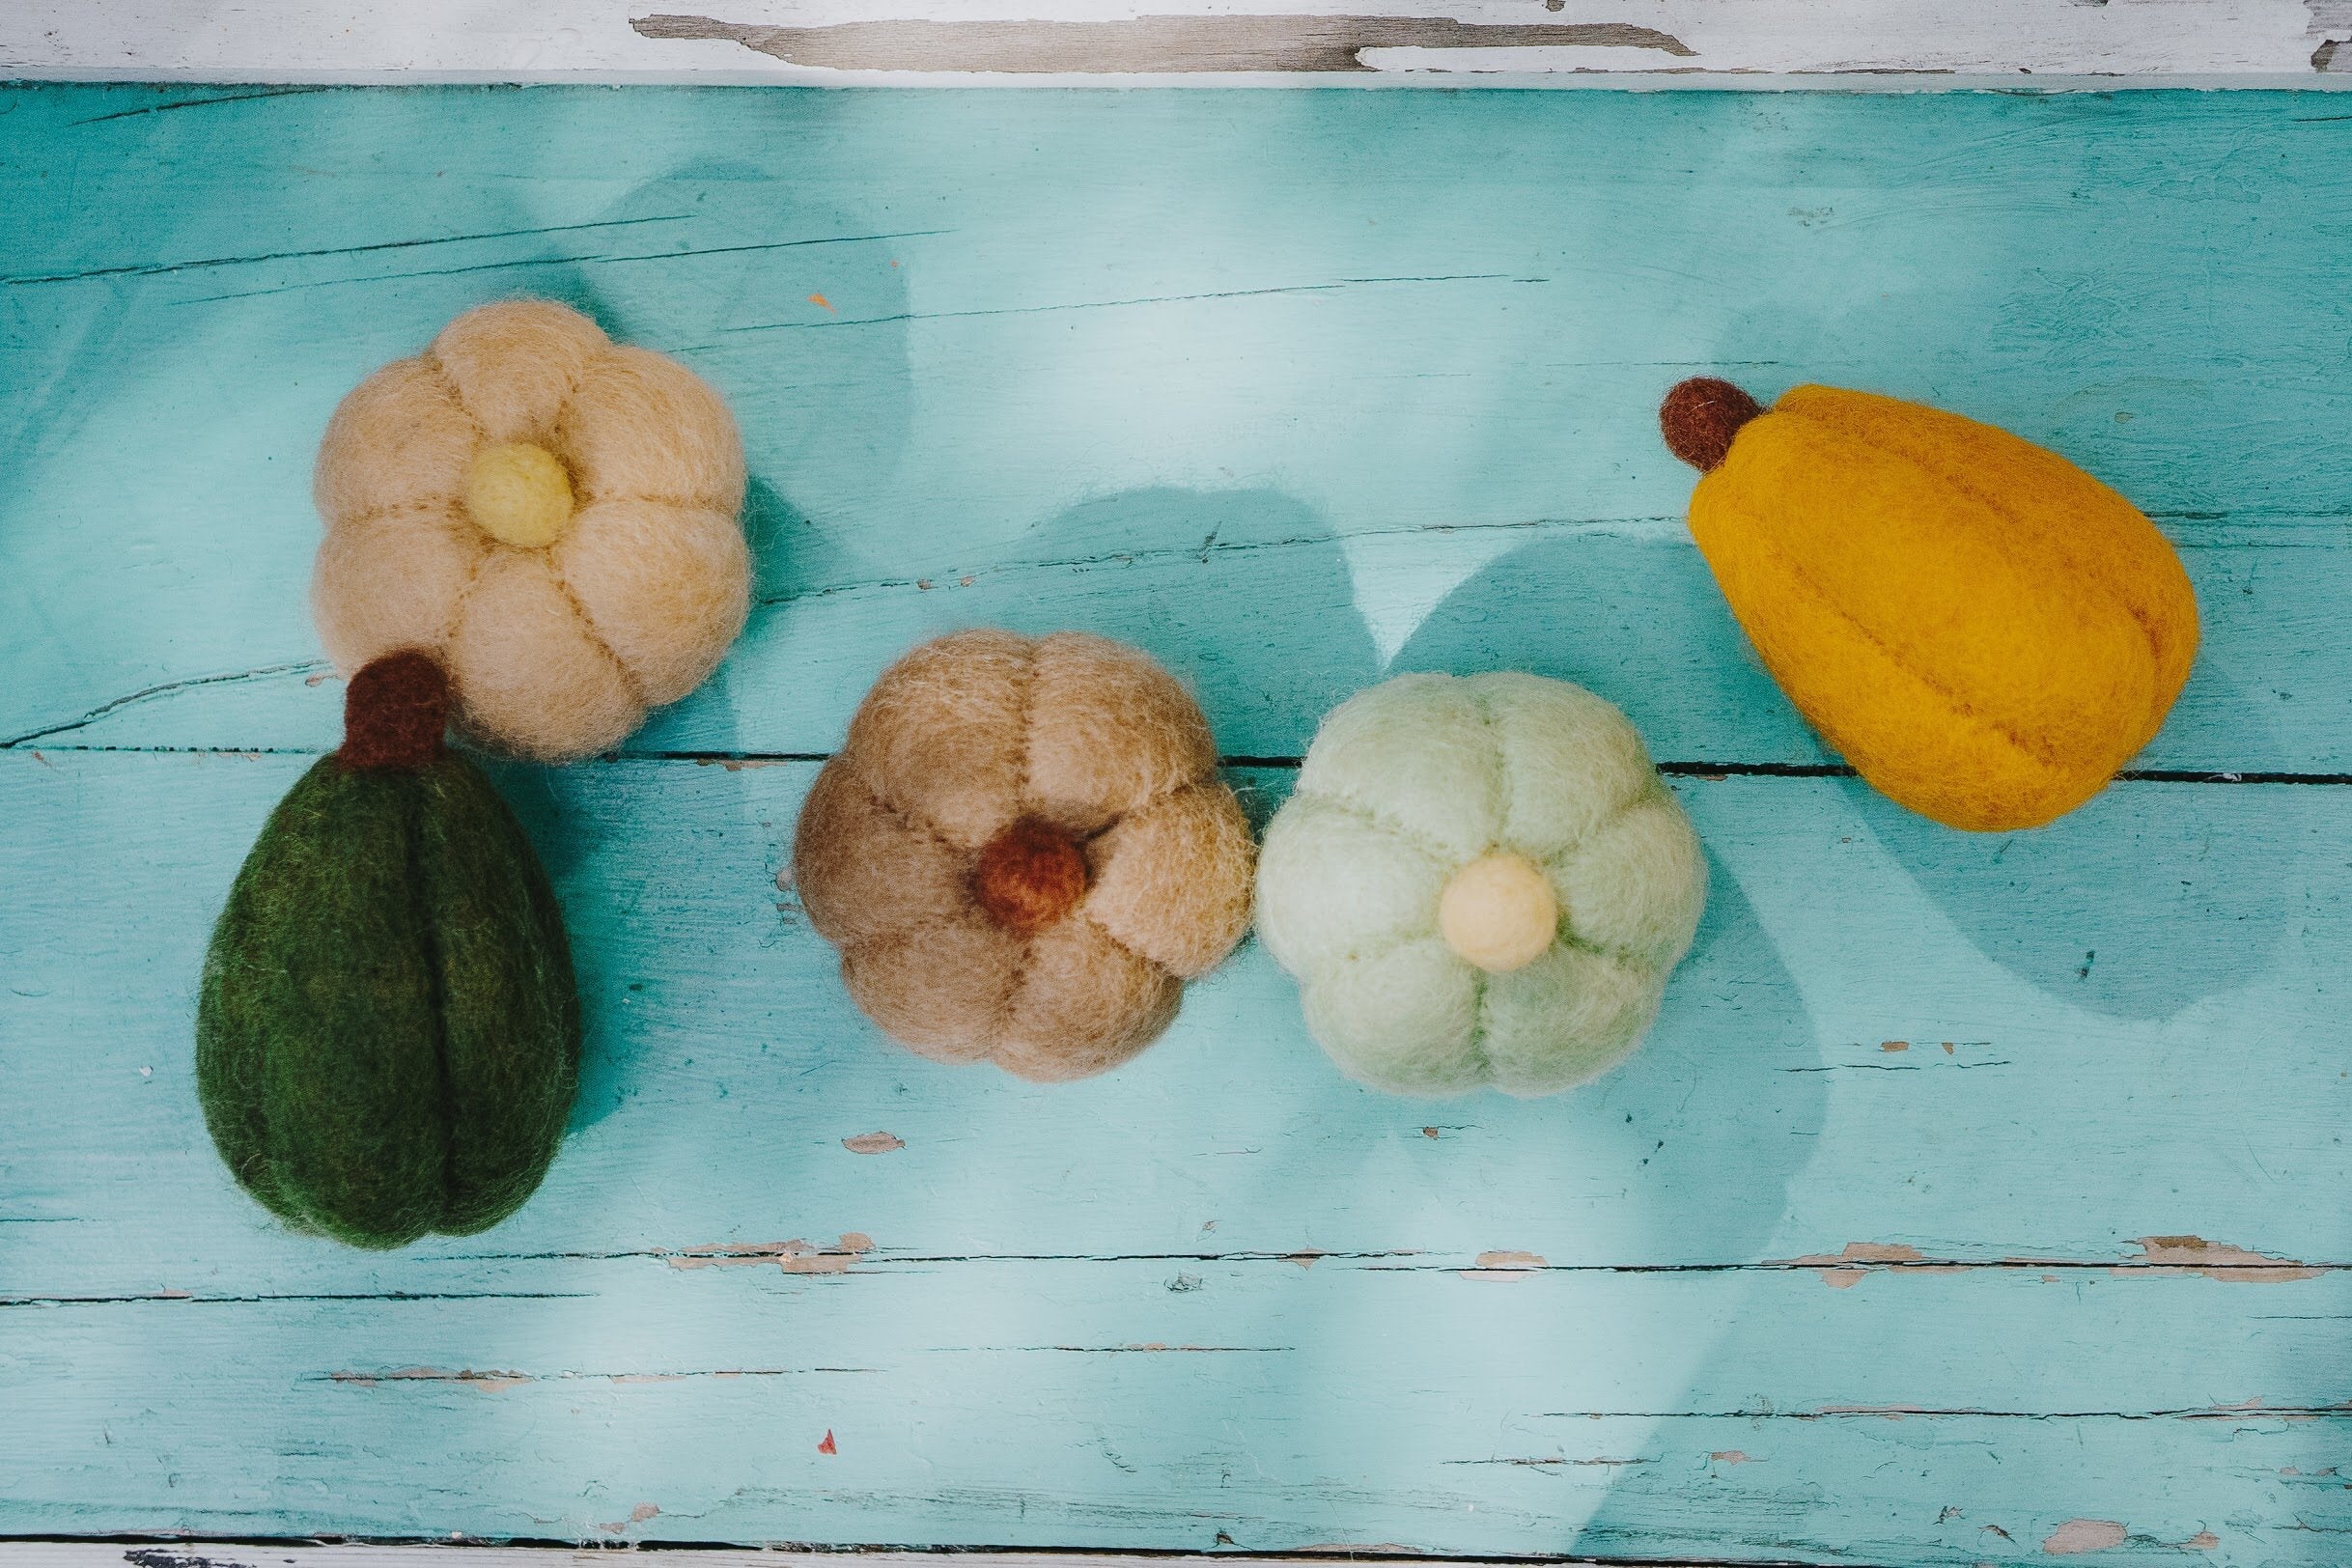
[1671,379,2198,831]
[311,299,751,762]
[794,629,1252,1084]
[1256,672,1706,1100]
[197,753,581,1249]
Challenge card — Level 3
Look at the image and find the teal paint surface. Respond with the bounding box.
[3,85,2350,1564]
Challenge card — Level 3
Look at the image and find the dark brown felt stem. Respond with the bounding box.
[339,650,451,771]
[1661,378,1765,472]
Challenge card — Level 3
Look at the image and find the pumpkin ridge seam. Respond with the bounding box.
[1296,788,1465,872]
[420,351,491,445]
[1077,908,1176,985]
[548,557,651,714]
[989,646,1043,1051]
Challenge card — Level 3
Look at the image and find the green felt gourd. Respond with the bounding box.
[197,652,581,1249]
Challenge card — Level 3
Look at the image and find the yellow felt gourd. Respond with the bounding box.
[1661,379,2199,832]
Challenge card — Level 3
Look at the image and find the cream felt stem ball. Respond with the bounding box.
[1256,672,1707,1099]
[310,299,751,762]
[793,629,1257,1083]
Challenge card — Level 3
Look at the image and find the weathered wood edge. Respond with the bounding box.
[0,1547,1795,1567]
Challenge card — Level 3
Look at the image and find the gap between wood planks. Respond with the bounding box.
[14,742,2352,790]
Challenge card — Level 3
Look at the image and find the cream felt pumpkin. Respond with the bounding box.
[310,299,750,761]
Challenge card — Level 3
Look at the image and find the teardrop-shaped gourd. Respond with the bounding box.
[196,653,581,1248]
[1661,378,2198,831]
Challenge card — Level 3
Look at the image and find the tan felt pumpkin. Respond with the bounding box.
[794,630,1256,1083]
[311,299,749,761]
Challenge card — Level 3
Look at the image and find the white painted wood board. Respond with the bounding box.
[3,0,2348,84]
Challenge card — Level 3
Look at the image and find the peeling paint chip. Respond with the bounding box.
[2128,1235,2321,1283]
[668,1232,875,1273]
[1462,1249,1545,1280]
[818,1429,838,1454]
[2043,1519,2128,1555]
[842,1131,906,1154]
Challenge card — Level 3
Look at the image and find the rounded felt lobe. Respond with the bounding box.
[843,629,1035,851]
[991,915,1183,1083]
[411,760,581,1234]
[1548,791,1707,967]
[792,758,971,949]
[1023,632,1218,834]
[1438,853,1559,975]
[1296,673,1501,862]
[340,650,450,771]
[313,358,479,525]
[1476,942,1664,1098]
[559,345,746,510]
[1084,780,1254,979]
[311,501,486,675]
[554,498,750,706]
[444,551,644,761]
[1301,935,1484,1098]
[1740,413,2157,757]
[974,820,1091,936]
[839,913,1025,1066]
[431,299,609,444]
[1690,476,2121,831]
[1475,672,1660,860]
[1781,382,2199,751]
[1253,792,1450,985]
[1660,377,1764,473]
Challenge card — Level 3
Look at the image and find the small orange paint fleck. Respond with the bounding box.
[1463,1249,1545,1281]
[818,1430,837,1454]
[959,574,975,587]
[1881,1040,1909,1052]
[1942,1041,1956,1053]
[809,293,836,311]
[1423,1126,1442,1138]
[842,1131,905,1155]
[2180,1531,2218,1551]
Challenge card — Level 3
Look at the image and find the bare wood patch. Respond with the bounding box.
[2127,1235,2324,1283]
[630,14,1694,73]
[666,1232,876,1273]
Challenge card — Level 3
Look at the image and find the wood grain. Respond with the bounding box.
[4,85,2352,1565]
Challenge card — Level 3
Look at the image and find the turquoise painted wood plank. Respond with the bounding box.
[4,88,2351,766]
[6,1261,2351,1560]
[8,752,2348,1282]
[9,520,2345,774]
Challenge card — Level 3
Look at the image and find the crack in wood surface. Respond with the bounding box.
[168,229,952,306]
[704,273,1537,341]
[1,215,691,288]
